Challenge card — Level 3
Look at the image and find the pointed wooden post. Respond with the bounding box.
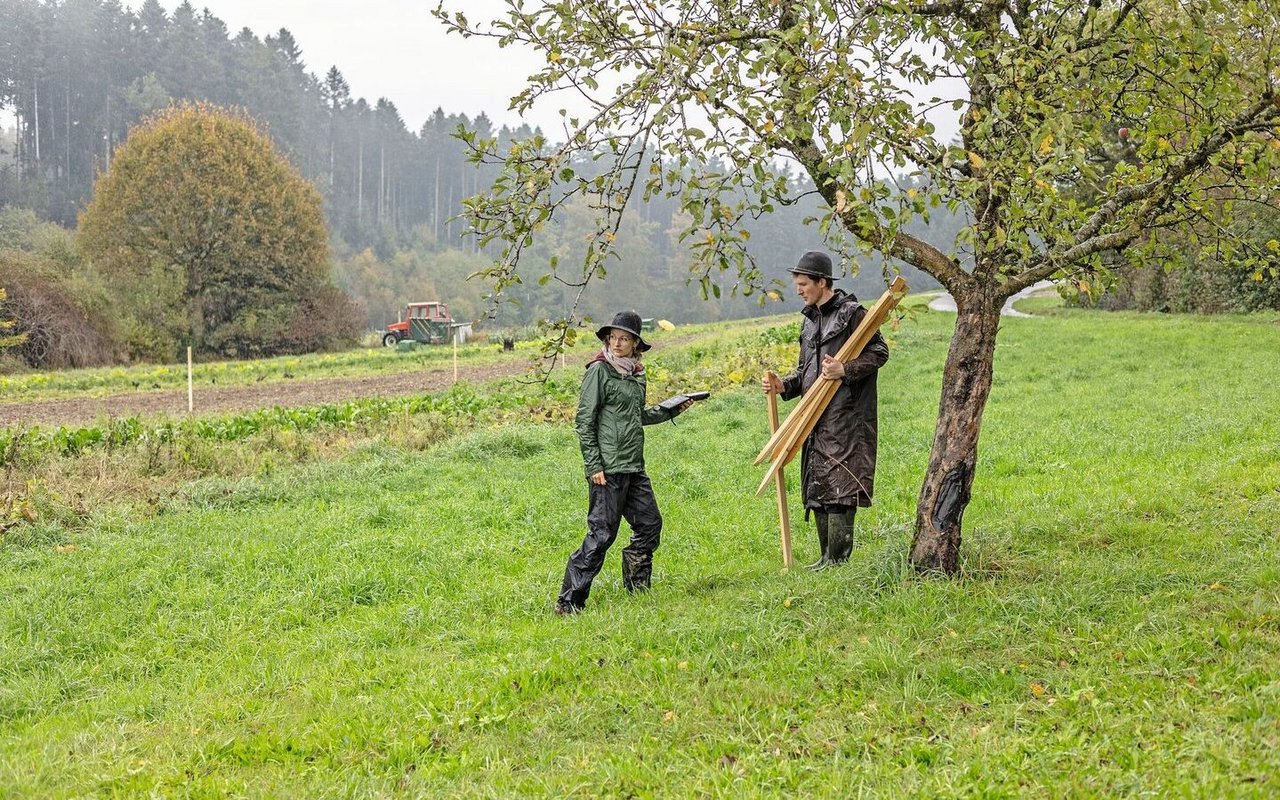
[765,372,794,569]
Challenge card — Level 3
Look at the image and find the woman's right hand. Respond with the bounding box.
[761,371,782,395]
[590,471,607,486]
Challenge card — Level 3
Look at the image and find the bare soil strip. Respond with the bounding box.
[0,358,541,429]
[0,320,780,429]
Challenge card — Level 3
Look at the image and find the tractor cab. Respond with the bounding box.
[408,301,451,322]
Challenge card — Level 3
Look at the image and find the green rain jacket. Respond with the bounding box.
[576,356,672,478]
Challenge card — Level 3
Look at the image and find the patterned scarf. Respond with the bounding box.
[601,345,643,377]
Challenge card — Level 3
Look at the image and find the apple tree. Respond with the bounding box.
[435,0,1280,574]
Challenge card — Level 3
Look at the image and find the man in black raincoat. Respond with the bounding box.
[762,251,889,569]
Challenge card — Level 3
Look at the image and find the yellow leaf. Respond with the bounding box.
[55,544,77,554]
[835,189,848,213]
[1208,581,1226,591]
[678,661,689,670]
[727,369,745,383]
[663,710,677,722]
[967,151,985,170]
[1030,682,1046,697]
[548,50,562,63]
[1038,134,1054,155]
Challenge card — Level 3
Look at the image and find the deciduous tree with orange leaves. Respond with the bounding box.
[80,102,359,359]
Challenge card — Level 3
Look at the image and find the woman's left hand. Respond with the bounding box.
[820,354,845,381]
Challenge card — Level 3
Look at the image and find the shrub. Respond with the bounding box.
[0,251,122,370]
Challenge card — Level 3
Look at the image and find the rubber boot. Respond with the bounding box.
[805,512,832,571]
[622,550,653,593]
[827,510,855,564]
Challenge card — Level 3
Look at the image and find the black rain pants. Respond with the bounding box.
[558,472,662,609]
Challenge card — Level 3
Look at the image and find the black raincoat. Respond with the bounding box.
[779,289,889,510]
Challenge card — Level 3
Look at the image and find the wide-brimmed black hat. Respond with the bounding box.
[596,310,651,352]
[788,250,835,280]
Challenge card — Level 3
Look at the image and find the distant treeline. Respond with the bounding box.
[0,0,951,339]
[0,0,507,251]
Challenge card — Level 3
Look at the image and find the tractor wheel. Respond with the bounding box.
[382,332,400,347]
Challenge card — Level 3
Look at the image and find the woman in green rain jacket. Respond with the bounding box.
[555,311,690,615]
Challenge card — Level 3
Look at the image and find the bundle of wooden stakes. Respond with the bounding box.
[755,275,909,497]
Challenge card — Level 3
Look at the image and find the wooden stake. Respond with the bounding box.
[766,373,793,569]
[453,337,458,384]
[755,276,908,496]
[186,346,193,413]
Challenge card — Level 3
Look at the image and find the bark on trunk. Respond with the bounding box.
[910,289,1002,575]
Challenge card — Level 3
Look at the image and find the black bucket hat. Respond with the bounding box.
[596,310,651,352]
[788,250,835,280]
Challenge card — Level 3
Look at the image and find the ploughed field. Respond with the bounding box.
[0,357,529,429]
[0,326,736,429]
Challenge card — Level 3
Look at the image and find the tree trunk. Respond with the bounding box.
[104,91,112,171]
[33,77,41,165]
[356,135,364,222]
[64,77,71,193]
[910,288,1002,575]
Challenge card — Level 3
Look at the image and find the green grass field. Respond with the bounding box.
[2,303,1278,797]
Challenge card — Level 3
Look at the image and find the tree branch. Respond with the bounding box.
[1004,93,1280,295]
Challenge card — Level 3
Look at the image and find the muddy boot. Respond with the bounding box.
[827,510,855,564]
[621,550,653,593]
[806,512,832,571]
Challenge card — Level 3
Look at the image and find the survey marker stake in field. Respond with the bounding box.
[754,277,909,497]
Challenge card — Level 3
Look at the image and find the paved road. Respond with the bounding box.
[927,280,1055,317]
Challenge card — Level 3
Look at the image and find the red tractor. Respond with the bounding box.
[381,301,455,347]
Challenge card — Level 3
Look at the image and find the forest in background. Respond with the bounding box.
[0,0,946,344]
[4,0,1272,369]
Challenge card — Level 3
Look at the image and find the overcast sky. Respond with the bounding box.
[154,0,557,132]
[0,3,965,151]
[152,2,961,143]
